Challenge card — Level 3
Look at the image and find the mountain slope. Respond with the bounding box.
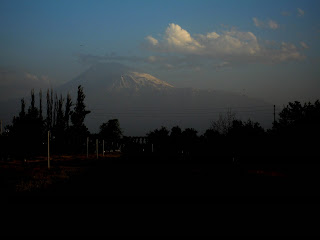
[55,62,273,135]
[60,62,173,95]
[110,72,174,91]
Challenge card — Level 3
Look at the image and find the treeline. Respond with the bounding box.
[124,100,320,163]
[1,85,91,159]
[0,85,125,160]
[1,84,319,164]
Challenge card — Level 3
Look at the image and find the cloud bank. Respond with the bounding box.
[78,23,308,72]
[145,23,306,67]
[146,23,260,58]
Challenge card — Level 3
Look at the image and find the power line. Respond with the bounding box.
[85,104,281,120]
[90,105,276,112]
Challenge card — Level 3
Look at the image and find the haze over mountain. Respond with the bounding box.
[1,1,319,136]
[58,62,273,135]
[0,62,274,135]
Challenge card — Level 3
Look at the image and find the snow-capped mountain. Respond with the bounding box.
[60,62,174,95]
[110,72,174,91]
[50,62,274,135]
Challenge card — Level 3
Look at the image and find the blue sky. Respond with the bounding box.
[1,0,319,104]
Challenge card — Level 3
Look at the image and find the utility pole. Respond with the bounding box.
[48,131,50,169]
[96,139,98,159]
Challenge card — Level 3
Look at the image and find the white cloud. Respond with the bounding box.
[164,23,203,53]
[146,23,260,58]
[297,8,305,17]
[145,23,306,65]
[206,32,220,39]
[271,42,304,62]
[252,17,279,30]
[203,30,261,56]
[145,36,159,46]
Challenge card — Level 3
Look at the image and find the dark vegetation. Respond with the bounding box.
[1,86,91,159]
[1,86,320,196]
[123,101,320,165]
[1,85,319,162]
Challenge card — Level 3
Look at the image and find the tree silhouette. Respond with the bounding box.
[272,100,320,158]
[51,95,66,153]
[203,128,220,140]
[39,89,43,121]
[226,119,265,160]
[170,126,182,155]
[4,86,92,157]
[147,126,169,154]
[228,119,264,138]
[46,89,52,131]
[181,128,198,155]
[99,119,122,151]
[274,100,320,133]
[19,98,26,119]
[64,93,72,129]
[211,109,236,135]
[6,90,44,159]
[71,85,90,130]
[170,126,182,139]
[69,85,91,152]
[55,95,65,132]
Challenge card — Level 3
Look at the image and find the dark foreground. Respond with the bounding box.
[2,154,320,203]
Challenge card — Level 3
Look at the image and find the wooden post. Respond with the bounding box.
[103,140,105,157]
[48,131,50,169]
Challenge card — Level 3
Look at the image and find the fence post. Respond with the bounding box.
[103,140,105,157]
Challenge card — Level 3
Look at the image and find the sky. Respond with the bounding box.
[1,0,320,105]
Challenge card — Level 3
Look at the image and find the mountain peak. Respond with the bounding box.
[111,71,174,91]
[63,62,174,93]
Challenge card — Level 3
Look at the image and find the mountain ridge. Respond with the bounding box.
[0,62,273,135]
[110,71,174,91]
[58,62,272,135]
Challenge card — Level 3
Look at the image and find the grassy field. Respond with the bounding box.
[1,153,320,202]
[0,153,119,195]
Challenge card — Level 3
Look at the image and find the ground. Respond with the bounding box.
[1,153,320,203]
